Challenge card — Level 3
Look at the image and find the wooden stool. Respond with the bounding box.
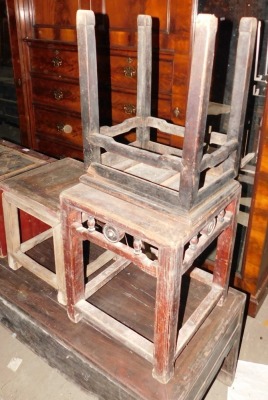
[61,11,256,384]
[0,140,54,257]
[1,158,84,304]
[61,179,241,383]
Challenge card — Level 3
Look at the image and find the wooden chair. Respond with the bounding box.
[60,11,257,383]
[0,140,53,257]
[1,158,84,304]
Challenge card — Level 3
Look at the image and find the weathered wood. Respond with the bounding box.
[0,158,84,304]
[86,249,116,277]
[0,141,53,257]
[76,300,154,363]
[61,9,254,386]
[136,15,152,147]
[20,228,53,253]
[90,133,183,172]
[224,17,258,175]
[0,258,246,400]
[76,11,256,213]
[60,180,241,383]
[179,14,218,208]
[85,257,131,297]
[76,10,100,168]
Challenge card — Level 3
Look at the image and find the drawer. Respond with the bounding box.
[32,77,81,113]
[29,43,79,78]
[35,136,83,160]
[98,51,174,95]
[34,106,83,148]
[109,90,172,123]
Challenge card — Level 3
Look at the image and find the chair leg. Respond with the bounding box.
[213,192,240,303]
[61,200,85,322]
[218,298,245,385]
[2,193,22,270]
[53,223,67,305]
[153,246,183,383]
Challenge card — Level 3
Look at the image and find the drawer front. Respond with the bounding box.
[32,77,81,113]
[29,44,79,78]
[98,51,174,95]
[109,90,172,123]
[35,136,83,160]
[34,106,83,148]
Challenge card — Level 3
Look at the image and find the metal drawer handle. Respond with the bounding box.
[123,65,136,78]
[53,89,64,100]
[51,56,63,67]
[56,123,73,134]
[123,104,136,115]
[173,107,180,118]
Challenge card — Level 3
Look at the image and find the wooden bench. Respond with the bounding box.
[1,158,84,304]
[0,140,53,257]
[60,10,256,384]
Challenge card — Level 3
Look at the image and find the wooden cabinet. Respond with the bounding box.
[234,92,268,316]
[9,0,196,158]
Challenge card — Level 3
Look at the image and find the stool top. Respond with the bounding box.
[1,158,84,214]
[60,180,240,247]
[0,143,53,181]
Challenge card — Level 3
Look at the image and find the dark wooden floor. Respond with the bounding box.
[0,241,245,400]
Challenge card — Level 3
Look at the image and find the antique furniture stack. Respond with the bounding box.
[59,9,256,393]
[5,0,268,316]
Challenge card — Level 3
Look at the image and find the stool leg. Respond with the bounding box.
[53,223,67,305]
[2,193,22,270]
[153,246,183,383]
[61,201,85,322]
[213,193,240,303]
[0,190,7,257]
[218,296,245,385]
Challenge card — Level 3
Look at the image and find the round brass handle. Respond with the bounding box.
[123,104,136,115]
[56,123,73,134]
[53,89,64,100]
[51,56,63,67]
[173,107,180,118]
[123,65,136,78]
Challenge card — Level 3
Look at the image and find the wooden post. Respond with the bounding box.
[213,189,241,302]
[77,10,100,169]
[136,15,152,148]
[224,17,257,176]
[179,14,218,209]
[61,200,85,322]
[153,246,183,383]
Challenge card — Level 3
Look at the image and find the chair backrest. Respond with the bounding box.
[77,10,257,213]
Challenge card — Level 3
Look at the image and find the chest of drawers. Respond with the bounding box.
[12,0,195,158]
